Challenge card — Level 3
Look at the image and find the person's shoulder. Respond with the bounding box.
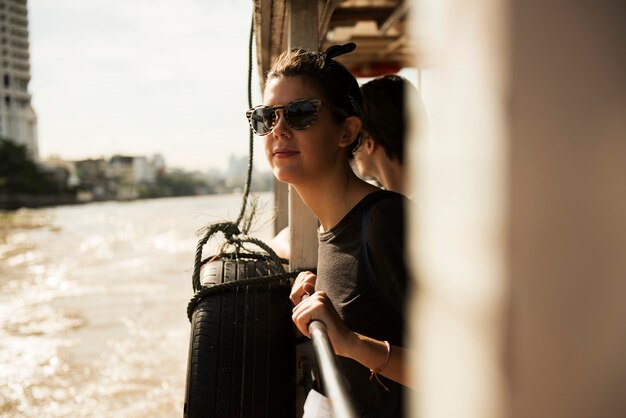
[363,191,406,275]
[366,190,407,216]
[363,190,406,238]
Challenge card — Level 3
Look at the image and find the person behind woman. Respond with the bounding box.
[246,43,410,417]
[354,74,426,196]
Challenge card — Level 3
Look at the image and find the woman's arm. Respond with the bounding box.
[292,290,413,389]
[347,333,410,389]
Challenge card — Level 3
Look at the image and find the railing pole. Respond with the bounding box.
[308,320,357,418]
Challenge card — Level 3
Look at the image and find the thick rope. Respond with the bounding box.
[234,12,256,229]
[187,271,299,321]
[247,12,254,111]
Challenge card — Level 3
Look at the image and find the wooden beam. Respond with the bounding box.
[318,0,340,44]
[289,0,319,49]
[327,6,396,29]
[288,0,319,272]
[253,0,273,89]
[379,0,410,34]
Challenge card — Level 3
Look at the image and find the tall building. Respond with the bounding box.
[0,0,37,159]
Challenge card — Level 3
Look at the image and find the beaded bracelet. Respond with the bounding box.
[369,340,390,391]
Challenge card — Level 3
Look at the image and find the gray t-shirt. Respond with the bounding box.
[316,190,407,418]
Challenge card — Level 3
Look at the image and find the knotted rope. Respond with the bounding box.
[191,219,288,293]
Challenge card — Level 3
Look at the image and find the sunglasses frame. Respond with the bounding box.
[246,98,348,136]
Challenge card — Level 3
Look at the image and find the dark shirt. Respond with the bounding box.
[316,190,407,418]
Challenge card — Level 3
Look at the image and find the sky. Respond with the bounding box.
[29,0,264,172]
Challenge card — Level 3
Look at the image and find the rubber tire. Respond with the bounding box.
[184,260,295,418]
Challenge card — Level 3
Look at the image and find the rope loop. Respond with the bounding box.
[191,219,288,293]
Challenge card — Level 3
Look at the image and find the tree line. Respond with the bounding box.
[0,138,65,195]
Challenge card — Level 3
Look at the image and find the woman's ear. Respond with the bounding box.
[338,116,362,148]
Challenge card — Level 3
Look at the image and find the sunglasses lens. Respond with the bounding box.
[247,100,321,135]
[285,100,319,129]
[249,107,274,135]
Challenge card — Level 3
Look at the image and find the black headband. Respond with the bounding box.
[318,43,363,117]
[321,42,357,67]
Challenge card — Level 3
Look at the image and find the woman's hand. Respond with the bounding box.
[291,288,413,388]
[291,291,357,357]
[290,271,317,305]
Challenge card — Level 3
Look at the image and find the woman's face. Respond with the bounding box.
[262,75,348,185]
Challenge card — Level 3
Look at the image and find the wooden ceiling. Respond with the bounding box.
[253,0,413,82]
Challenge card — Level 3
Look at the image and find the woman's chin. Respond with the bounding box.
[272,168,301,185]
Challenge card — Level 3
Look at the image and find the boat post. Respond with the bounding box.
[286,0,319,274]
[287,2,357,417]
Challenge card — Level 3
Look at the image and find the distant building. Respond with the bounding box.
[110,155,157,184]
[109,154,159,200]
[0,0,38,159]
[132,156,156,184]
[151,153,166,175]
[74,158,110,200]
[227,154,248,179]
[109,155,136,200]
[42,156,79,188]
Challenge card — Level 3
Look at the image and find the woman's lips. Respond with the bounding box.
[273,149,300,159]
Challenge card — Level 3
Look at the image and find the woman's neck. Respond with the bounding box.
[293,166,379,231]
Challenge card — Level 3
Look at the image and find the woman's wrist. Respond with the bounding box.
[371,340,390,373]
[335,329,360,358]
[345,334,385,369]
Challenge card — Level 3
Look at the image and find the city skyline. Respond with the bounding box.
[28,0,266,172]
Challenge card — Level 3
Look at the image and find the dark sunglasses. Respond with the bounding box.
[246,98,347,136]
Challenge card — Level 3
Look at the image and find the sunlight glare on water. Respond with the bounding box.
[0,193,275,417]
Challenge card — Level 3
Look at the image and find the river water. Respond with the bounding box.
[0,193,275,417]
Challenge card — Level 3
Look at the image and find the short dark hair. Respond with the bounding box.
[266,44,363,156]
[360,75,415,165]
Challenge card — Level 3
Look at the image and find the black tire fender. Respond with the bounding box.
[184,259,295,418]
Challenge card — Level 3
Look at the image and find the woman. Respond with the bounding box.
[246,43,409,417]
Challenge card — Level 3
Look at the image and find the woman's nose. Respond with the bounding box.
[272,110,291,138]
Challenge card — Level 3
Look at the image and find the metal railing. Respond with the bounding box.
[308,320,357,418]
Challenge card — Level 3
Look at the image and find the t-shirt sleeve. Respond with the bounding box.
[364,194,408,327]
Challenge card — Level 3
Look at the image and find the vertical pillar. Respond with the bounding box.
[286,3,321,417]
[287,0,319,271]
[408,1,626,418]
[508,2,626,417]
[273,179,288,234]
[408,0,509,416]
